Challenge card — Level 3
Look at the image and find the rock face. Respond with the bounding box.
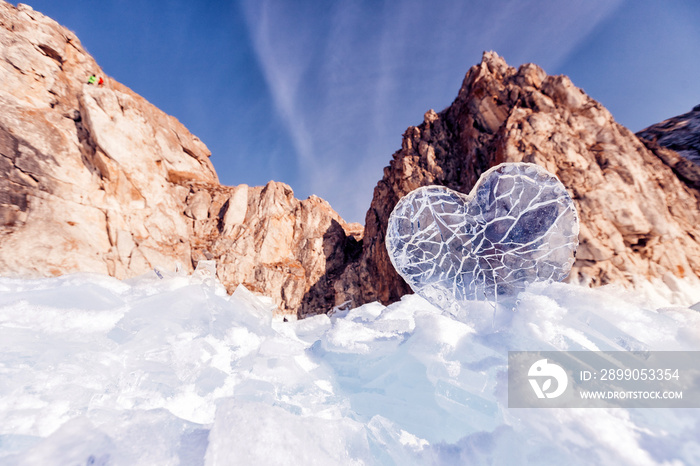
[338,52,700,307]
[184,180,362,316]
[0,2,217,277]
[637,105,700,190]
[0,2,360,315]
[2,2,699,317]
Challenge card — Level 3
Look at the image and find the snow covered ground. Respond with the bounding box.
[1,268,699,465]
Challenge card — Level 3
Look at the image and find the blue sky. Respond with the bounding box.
[21,0,700,223]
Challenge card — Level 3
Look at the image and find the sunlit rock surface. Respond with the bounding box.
[339,52,700,309]
[386,163,578,312]
[0,1,361,316]
[2,2,699,317]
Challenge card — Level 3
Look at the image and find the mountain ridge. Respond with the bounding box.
[2,1,699,316]
[333,52,700,311]
[0,1,360,315]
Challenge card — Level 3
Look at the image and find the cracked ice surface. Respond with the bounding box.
[386,163,579,313]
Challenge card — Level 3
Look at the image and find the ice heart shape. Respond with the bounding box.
[385,162,579,314]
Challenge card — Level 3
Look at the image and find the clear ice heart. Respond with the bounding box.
[385,162,579,314]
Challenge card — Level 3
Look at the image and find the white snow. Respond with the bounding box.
[0,269,699,465]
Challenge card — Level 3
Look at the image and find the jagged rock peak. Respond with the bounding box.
[637,105,700,189]
[336,51,700,308]
[3,2,699,318]
[0,0,361,316]
[638,105,700,164]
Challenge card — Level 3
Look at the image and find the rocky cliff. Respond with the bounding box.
[637,105,700,190]
[2,2,699,317]
[337,52,700,308]
[0,1,360,315]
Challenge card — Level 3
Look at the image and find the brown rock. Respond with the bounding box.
[3,2,699,318]
[185,190,212,221]
[337,51,700,308]
[187,181,361,317]
[637,105,700,189]
[0,1,217,281]
[221,185,248,235]
[0,1,361,316]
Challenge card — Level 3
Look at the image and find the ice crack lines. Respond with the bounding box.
[385,162,579,314]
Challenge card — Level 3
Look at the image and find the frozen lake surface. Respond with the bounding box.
[1,269,699,465]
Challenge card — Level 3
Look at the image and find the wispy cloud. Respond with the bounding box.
[240,0,316,167]
[241,0,623,223]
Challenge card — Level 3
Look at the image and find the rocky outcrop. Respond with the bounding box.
[182,180,362,316]
[3,1,699,317]
[637,105,700,189]
[0,1,216,278]
[337,52,700,307]
[0,1,360,315]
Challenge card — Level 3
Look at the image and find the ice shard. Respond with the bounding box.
[385,162,579,313]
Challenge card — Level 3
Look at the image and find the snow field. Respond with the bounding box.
[0,269,699,465]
